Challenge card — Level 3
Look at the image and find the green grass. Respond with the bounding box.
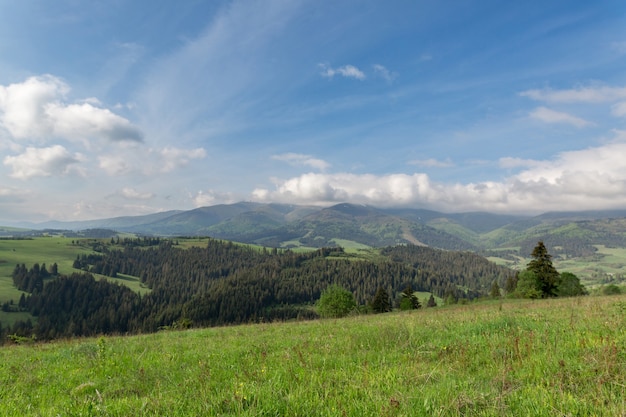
[1,295,625,416]
[0,237,92,311]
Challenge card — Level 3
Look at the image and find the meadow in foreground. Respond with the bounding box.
[1,295,625,416]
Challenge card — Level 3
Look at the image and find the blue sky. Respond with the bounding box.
[1,0,626,222]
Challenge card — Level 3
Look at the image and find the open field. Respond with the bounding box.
[0,237,148,324]
[0,237,93,318]
[1,295,625,416]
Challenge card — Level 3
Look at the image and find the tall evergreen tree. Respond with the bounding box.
[426,294,437,308]
[371,287,391,313]
[526,241,560,298]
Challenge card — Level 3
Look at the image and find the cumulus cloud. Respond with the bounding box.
[271,153,330,171]
[3,145,84,179]
[252,135,626,214]
[529,106,593,128]
[408,158,454,168]
[0,75,142,143]
[372,64,397,82]
[319,63,366,80]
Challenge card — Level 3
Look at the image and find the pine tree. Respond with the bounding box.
[526,241,560,298]
[371,287,391,313]
[426,294,437,308]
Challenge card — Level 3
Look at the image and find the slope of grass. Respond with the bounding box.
[0,237,90,311]
[1,295,625,416]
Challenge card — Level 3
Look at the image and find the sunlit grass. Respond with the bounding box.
[2,295,625,416]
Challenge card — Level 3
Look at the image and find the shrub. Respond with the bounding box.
[316,285,356,318]
[602,284,622,296]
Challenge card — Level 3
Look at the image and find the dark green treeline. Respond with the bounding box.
[5,240,513,341]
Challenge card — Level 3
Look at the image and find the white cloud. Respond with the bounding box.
[319,63,366,80]
[119,187,155,200]
[0,75,142,143]
[408,158,454,168]
[520,85,626,103]
[272,153,330,171]
[3,145,84,179]
[372,64,397,82]
[46,102,143,143]
[529,106,592,128]
[252,135,626,214]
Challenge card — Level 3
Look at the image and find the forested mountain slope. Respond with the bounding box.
[5,203,626,258]
[5,239,513,340]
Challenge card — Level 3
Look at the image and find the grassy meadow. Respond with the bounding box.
[1,295,625,416]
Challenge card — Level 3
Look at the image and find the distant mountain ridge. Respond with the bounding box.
[5,202,626,254]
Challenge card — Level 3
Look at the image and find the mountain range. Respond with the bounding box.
[6,202,626,257]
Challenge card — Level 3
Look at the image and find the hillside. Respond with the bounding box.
[4,203,626,283]
[8,203,626,251]
[2,296,625,416]
[1,238,513,340]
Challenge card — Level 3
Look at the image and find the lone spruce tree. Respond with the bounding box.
[526,241,560,298]
[371,287,392,313]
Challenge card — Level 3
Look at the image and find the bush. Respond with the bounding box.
[602,284,622,296]
[316,285,356,318]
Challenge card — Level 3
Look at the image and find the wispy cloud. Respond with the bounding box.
[611,41,626,54]
[498,157,543,169]
[372,64,397,83]
[520,85,626,103]
[119,187,155,200]
[0,186,29,200]
[318,63,366,80]
[529,106,593,128]
[98,146,206,176]
[611,102,626,117]
[408,158,454,168]
[272,153,330,171]
[158,147,207,173]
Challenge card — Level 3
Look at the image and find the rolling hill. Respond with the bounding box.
[5,203,626,258]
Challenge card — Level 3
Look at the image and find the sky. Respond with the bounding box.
[1,0,626,223]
